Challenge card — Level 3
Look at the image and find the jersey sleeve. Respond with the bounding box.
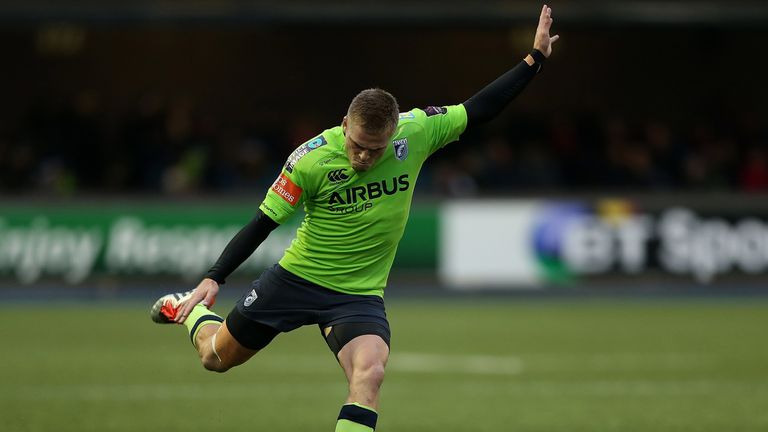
[260,147,314,224]
[416,104,468,155]
[260,166,306,224]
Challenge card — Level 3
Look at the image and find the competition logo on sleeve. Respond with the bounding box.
[392,138,409,161]
[399,111,416,120]
[271,173,303,206]
[423,106,448,117]
[285,135,328,173]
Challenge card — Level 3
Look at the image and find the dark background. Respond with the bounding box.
[2,0,767,196]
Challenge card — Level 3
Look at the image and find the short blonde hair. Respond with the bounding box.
[347,88,399,135]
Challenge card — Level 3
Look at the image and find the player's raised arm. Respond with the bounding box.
[174,210,280,323]
[462,4,559,129]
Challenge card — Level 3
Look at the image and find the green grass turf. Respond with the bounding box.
[2,298,767,432]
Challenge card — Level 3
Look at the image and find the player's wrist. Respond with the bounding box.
[524,49,546,72]
[203,274,223,285]
[530,48,547,63]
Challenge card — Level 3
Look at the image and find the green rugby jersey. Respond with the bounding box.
[260,104,467,297]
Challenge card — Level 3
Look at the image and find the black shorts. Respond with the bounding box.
[226,264,391,353]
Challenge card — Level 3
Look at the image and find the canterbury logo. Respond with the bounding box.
[327,169,350,183]
[244,289,258,307]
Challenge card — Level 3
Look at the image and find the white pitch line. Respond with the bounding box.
[388,352,525,375]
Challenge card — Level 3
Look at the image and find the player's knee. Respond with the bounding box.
[201,353,231,373]
[352,362,386,389]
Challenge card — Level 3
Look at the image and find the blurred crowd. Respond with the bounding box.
[2,92,767,196]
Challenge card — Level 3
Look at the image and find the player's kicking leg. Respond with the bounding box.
[150,292,261,372]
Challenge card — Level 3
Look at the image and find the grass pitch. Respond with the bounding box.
[2,298,767,432]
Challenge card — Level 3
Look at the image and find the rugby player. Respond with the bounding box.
[151,5,558,431]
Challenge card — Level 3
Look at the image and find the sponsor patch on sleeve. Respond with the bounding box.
[399,111,416,120]
[284,135,327,173]
[271,173,303,206]
[423,106,448,117]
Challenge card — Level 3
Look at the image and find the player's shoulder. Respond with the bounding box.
[398,106,457,126]
[398,108,424,124]
[396,108,429,135]
[283,126,344,175]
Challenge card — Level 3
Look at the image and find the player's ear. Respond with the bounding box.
[342,116,348,133]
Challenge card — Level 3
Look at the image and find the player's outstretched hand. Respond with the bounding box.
[534,4,559,57]
[174,278,220,323]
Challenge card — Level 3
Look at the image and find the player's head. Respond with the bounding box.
[342,88,399,172]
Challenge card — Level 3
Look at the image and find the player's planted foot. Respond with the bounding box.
[150,291,192,324]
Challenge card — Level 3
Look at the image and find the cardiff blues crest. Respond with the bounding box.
[393,138,409,161]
